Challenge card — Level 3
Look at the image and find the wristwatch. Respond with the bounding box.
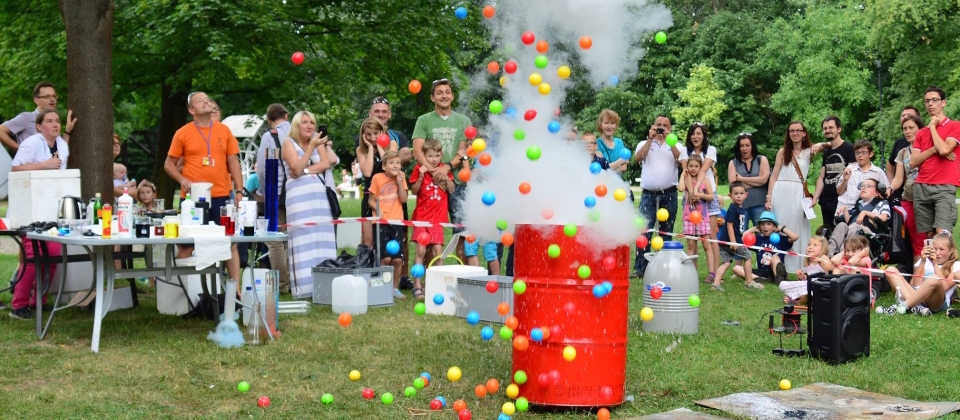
[461,155,469,161]
[303,167,310,175]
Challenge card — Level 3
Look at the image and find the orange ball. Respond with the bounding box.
[465,233,476,244]
[482,5,496,19]
[485,378,500,394]
[466,145,478,158]
[337,312,352,327]
[497,302,510,315]
[408,80,422,94]
[458,169,471,183]
[501,232,515,247]
[597,407,611,420]
[595,184,608,197]
[689,210,703,224]
[535,40,549,53]
[487,61,500,74]
[579,36,593,50]
[475,384,488,398]
[478,153,492,166]
[453,399,467,412]
[540,326,551,340]
[505,315,519,330]
[518,182,531,194]
[513,335,530,351]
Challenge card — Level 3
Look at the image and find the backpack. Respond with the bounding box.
[270,131,288,209]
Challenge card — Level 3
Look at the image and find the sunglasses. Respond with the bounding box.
[431,78,450,88]
[739,132,752,137]
[372,97,390,105]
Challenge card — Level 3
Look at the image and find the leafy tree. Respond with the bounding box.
[672,64,727,127]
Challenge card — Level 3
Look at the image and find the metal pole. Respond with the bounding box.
[876,59,885,164]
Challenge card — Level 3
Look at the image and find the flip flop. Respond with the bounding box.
[413,287,424,300]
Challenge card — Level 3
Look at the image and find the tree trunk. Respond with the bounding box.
[153,83,189,205]
[59,0,115,200]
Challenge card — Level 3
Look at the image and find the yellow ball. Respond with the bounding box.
[349,370,361,381]
[651,236,664,251]
[499,76,508,87]
[562,345,577,362]
[557,65,571,79]
[502,401,517,415]
[656,208,669,222]
[472,138,486,153]
[538,82,551,95]
[779,379,791,390]
[505,383,520,399]
[447,366,462,382]
[528,72,542,85]
[613,188,627,201]
[640,306,654,321]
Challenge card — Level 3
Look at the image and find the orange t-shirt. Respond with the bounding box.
[368,173,406,220]
[168,121,240,198]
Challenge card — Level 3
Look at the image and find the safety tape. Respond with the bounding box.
[281,217,463,229]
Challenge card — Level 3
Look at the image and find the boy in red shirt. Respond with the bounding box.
[408,139,454,299]
[368,151,409,299]
[910,85,960,237]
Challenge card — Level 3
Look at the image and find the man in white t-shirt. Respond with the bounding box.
[633,114,681,278]
[0,81,77,151]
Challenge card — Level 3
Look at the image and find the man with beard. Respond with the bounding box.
[812,116,855,233]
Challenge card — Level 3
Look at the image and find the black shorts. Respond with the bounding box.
[375,224,404,259]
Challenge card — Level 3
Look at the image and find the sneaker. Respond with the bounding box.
[393,289,406,300]
[876,305,898,315]
[910,306,932,317]
[775,263,787,284]
[8,307,33,320]
[947,308,960,318]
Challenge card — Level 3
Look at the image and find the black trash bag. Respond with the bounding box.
[355,244,375,268]
[318,251,359,269]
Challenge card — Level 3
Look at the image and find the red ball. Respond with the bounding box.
[521,31,535,45]
[486,281,499,293]
[291,52,304,65]
[418,231,431,244]
[537,373,550,386]
[504,60,518,74]
[564,302,576,315]
[650,287,663,300]
[524,109,537,121]
[743,232,757,247]
[257,396,271,408]
[603,256,616,270]
[459,409,473,420]
[376,133,390,148]
[549,369,561,384]
[636,235,649,249]
[430,399,443,410]
[362,388,375,400]
[465,126,478,139]
[549,325,563,340]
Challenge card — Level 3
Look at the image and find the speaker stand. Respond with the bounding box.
[771,307,806,357]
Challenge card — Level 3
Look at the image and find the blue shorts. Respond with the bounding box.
[708,191,722,216]
[465,241,499,262]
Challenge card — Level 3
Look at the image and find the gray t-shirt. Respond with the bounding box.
[255,120,291,197]
[2,110,39,144]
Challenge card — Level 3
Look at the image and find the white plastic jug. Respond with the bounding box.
[331,274,368,315]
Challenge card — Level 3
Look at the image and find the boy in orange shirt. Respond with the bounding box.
[368,151,409,299]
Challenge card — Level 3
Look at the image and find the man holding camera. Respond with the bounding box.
[633,115,681,278]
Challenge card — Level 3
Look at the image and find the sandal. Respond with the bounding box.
[704,273,715,284]
[710,284,724,291]
[744,281,764,290]
[413,287,424,300]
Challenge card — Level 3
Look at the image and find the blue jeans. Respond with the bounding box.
[635,187,679,276]
[744,204,765,228]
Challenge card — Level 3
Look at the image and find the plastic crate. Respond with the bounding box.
[455,275,514,323]
[312,266,394,308]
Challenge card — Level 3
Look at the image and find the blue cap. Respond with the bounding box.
[758,211,778,226]
[662,241,684,250]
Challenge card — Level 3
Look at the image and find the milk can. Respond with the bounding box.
[642,241,700,334]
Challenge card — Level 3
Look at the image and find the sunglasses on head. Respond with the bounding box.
[431,78,450,88]
[372,97,389,105]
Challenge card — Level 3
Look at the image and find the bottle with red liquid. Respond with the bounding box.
[221,199,236,235]
[101,203,113,239]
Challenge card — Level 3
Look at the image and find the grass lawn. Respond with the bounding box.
[1,197,959,419]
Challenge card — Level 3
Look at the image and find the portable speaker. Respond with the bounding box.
[807,274,870,364]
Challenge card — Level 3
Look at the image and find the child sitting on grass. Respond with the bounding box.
[409,140,454,300]
[879,233,960,316]
[367,151,408,300]
[713,182,761,290]
[831,235,871,276]
[779,236,835,305]
[734,211,797,283]
[679,154,715,277]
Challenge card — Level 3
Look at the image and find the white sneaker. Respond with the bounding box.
[393,289,405,300]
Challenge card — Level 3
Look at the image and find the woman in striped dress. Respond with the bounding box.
[281,111,337,298]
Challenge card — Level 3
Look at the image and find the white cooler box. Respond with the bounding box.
[157,258,222,315]
[7,169,81,227]
[424,265,487,315]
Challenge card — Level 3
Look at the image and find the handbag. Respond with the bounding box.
[317,174,342,220]
[789,152,813,199]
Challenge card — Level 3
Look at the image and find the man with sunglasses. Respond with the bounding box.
[910,85,960,237]
[811,116,855,232]
[1,81,77,151]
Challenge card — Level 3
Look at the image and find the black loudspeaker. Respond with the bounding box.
[807,274,870,364]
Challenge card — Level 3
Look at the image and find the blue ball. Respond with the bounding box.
[592,284,606,298]
[530,328,543,342]
[770,232,781,244]
[481,326,494,340]
[454,6,468,19]
[619,148,632,161]
[584,196,597,208]
[435,396,447,407]
[505,107,518,119]
[602,281,613,293]
[386,239,400,255]
[433,294,445,305]
[466,311,481,325]
[589,161,602,174]
[420,372,432,381]
[608,75,620,86]
[498,413,512,420]
[547,121,561,134]
[411,263,425,278]
[720,208,727,219]
[482,191,497,206]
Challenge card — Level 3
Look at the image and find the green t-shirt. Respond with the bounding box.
[412,110,472,163]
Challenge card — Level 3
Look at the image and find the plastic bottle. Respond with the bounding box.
[101,203,113,239]
[195,197,209,224]
[93,193,103,223]
[895,286,907,314]
[246,302,262,345]
[241,286,254,326]
[116,188,134,238]
[180,193,195,226]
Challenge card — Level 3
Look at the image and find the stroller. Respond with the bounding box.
[861,205,913,301]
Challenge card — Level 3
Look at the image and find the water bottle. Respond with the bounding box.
[195,197,210,224]
[116,188,134,238]
[895,286,907,314]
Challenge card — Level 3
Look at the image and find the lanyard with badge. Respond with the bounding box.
[194,122,215,166]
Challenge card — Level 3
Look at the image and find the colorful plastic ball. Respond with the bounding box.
[518,182,532,194]
[651,286,663,300]
[482,5,495,18]
[459,409,473,420]
[590,161,602,174]
[420,372,432,382]
[237,381,251,392]
[499,326,513,340]
[514,129,526,140]
[526,145,542,161]
[602,281,613,292]
[564,223,578,237]
[651,236,664,251]
[466,146,478,159]
[453,399,467,412]
[598,407,611,420]
[475,384,487,398]
[770,232,781,244]
[466,311,481,325]
[548,120,561,133]
[486,281,499,293]
[665,133,679,146]
[362,388,375,399]
[562,345,577,361]
[516,397,530,412]
[258,395,271,407]
[592,284,606,298]
[458,168,471,182]
[655,31,667,44]
[381,392,395,405]
[498,414,512,420]
[486,378,500,394]
[513,370,528,385]
[489,100,504,114]
[513,335,529,351]
[578,35,594,49]
[411,263,425,278]
[656,208,669,222]
[505,106,517,119]
[530,328,543,342]
[487,61,500,74]
[497,302,510,315]
[505,316,519,330]
[375,132,390,148]
[436,396,448,407]
[640,307,654,321]
[584,196,597,208]
[547,244,561,259]
[535,40,549,53]
[481,326,494,341]
[482,192,497,206]
[415,302,426,315]
[603,255,616,270]
[502,401,517,415]
[636,235,649,249]
[433,294,445,305]
[542,208,554,220]
[402,386,416,398]
[542,326,553,340]
[349,370,361,381]
[386,239,400,255]
[612,188,626,201]
[505,383,520,399]
[688,294,701,307]
[408,80,422,94]
[521,31,535,45]
[430,399,443,410]
[528,73,542,85]
[464,126,478,139]
[538,83,551,95]
[743,232,757,246]
[321,393,334,404]
[414,377,426,389]
[535,55,548,69]
[337,312,352,327]
[608,75,619,86]
[564,302,577,315]
[291,51,306,66]
[500,233,515,249]
[591,185,606,198]
[619,148,632,161]
[537,373,550,386]
[499,76,508,87]
[478,153,492,166]
[634,217,645,229]
[454,6,468,19]
[505,60,518,74]
[578,265,591,279]
[588,209,601,222]
[513,280,527,295]
[558,65,571,79]
[689,210,703,224]
[524,109,537,121]
[447,366,462,382]
[779,379,792,390]
[466,234,476,244]
[496,218,508,231]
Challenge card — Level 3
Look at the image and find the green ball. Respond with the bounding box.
[413,377,425,389]
[496,219,508,231]
[381,392,394,405]
[665,133,679,146]
[526,145,542,161]
[634,217,645,229]
[489,100,504,114]
[321,393,334,405]
[514,129,526,140]
[404,386,416,397]
[513,280,527,295]
[516,397,530,412]
[564,223,578,237]
[499,326,513,340]
[655,31,667,44]
[514,370,528,384]
[547,244,561,259]
[578,264,591,279]
[688,294,701,307]
[237,381,250,393]
[534,55,549,69]
[415,302,426,315]
[588,209,601,222]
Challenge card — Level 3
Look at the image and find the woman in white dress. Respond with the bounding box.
[766,121,824,272]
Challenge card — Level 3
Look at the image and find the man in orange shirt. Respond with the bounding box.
[164,91,244,283]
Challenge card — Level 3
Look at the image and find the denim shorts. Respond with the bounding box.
[707,191,722,216]
[465,241,499,262]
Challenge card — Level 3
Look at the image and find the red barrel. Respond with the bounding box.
[512,224,629,407]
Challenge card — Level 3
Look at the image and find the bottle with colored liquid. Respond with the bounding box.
[101,203,113,239]
[93,193,103,223]
[116,188,134,238]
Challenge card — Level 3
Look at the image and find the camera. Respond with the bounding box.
[656,127,665,134]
